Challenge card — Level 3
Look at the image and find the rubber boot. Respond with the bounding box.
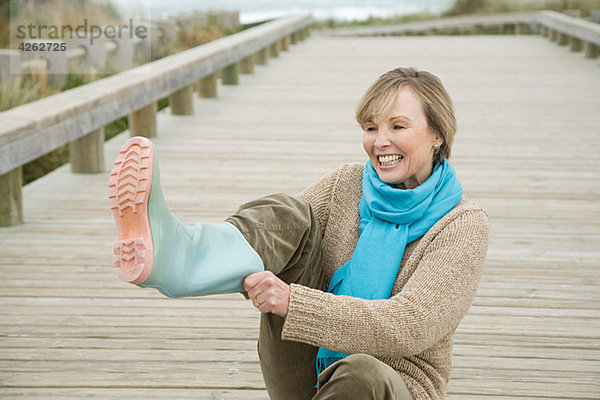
[108,136,264,298]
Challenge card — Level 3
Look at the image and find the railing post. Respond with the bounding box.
[69,128,105,173]
[222,62,239,85]
[0,168,23,227]
[542,26,549,37]
[280,35,289,51]
[240,55,254,74]
[256,48,268,65]
[269,41,280,57]
[516,23,529,35]
[169,85,195,115]
[298,29,305,41]
[474,24,483,35]
[22,59,48,93]
[290,32,298,44]
[570,37,583,52]
[550,30,558,42]
[584,42,598,59]
[558,33,569,46]
[198,72,218,98]
[0,50,21,85]
[129,103,157,138]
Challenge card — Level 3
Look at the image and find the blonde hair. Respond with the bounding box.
[356,67,456,163]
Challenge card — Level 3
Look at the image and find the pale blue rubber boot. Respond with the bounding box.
[109,137,264,298]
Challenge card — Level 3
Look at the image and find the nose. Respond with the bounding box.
[373,126,393,149]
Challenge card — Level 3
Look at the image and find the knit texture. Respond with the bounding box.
[286,162,490,400]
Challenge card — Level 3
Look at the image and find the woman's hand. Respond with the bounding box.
[243,271,291,317]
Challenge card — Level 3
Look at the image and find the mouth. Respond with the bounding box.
[377,154,403,167]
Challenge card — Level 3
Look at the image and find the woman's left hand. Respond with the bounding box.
[243,271,291,317]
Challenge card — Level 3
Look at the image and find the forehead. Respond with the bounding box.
[372,86,425,122]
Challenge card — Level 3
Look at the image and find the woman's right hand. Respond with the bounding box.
[244,271,291,318]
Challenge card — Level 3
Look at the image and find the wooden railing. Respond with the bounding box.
[333,10,600,58]
[537,10,600,56]
[0,14,312,227]
[332,12,539,36]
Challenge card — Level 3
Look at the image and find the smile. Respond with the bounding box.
[378,155,403,166]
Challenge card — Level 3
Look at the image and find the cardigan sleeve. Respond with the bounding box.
[281,208,490,358]
[297,167,340,238]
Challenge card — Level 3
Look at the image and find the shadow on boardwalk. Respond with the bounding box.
[0,32,599,399]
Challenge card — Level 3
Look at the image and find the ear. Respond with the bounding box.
[432,133,443,149]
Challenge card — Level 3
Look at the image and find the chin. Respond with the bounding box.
[374,169,404,187]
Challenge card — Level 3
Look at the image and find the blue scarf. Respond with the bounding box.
[315,159,463,377]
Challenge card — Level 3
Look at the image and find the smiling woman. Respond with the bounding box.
[108,66,490,400]
[358,69,454,190]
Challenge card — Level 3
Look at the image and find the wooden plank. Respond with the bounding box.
[0,388,269,400]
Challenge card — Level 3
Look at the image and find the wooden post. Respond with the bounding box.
[22,60,48,94]
[269,41,280,57]
[290,32,298,44]
[550,30,558,42]
[256,48,268,65]
[515,23,529,35]
[542,26,549,37]
[281,36,289,51]
[240,56,254,74]
[474,25,483,35]
[558,33,569,46]
[69,128,104,173]
[222,62,239,85]
[584,42,598,59]
[198,72,218,98]
[570,37,583,52]
[298,29,305,41]
[0,167,23,227]
[129,103,157,138]
[169,84,194,115]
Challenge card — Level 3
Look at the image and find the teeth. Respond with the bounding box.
[378,155,403,165]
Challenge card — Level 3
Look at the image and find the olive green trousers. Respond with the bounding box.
[227,194,414,400]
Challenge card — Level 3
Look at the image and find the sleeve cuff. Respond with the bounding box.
[282,284,334,345]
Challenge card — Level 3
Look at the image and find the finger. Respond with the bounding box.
[243,272,263,292]
[252,296,261,309]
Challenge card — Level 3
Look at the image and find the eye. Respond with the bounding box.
[393,125,405,130]
[364,126,377,133]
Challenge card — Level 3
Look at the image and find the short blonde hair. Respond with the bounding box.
[356,67,456,163]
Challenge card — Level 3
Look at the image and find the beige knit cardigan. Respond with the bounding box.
[282,162,490,400]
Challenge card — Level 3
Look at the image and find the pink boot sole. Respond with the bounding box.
[108,137,154,284]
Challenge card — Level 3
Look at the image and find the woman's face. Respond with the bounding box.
[362,86,442,190]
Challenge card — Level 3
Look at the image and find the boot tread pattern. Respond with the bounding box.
[108,143,151,216]
[113,238,146,281]
[108,137,154,284]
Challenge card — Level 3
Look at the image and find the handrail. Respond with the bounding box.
[332,10,600,46]
[535,10,600,45]
[332,12,538,36]
[0,14,312,177]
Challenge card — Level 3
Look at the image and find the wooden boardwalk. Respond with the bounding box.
[1,32,599,399]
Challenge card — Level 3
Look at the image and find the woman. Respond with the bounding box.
[109,67,490,400]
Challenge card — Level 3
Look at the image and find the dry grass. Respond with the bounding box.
[175,24,224,52]
[0,77,51,112]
